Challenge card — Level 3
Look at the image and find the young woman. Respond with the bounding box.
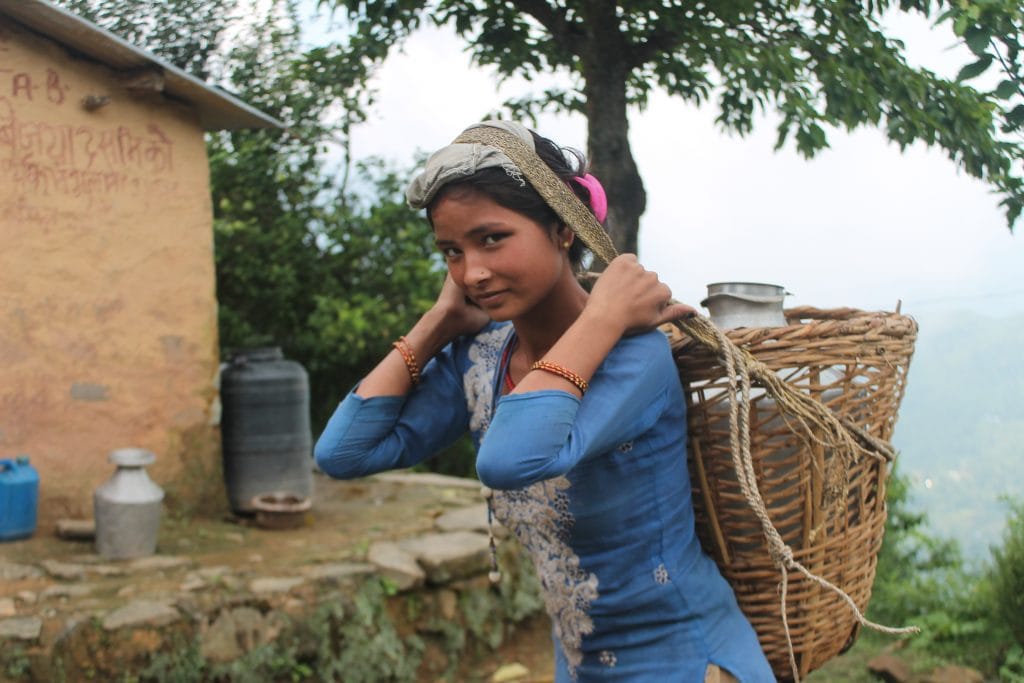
[315,120,774,682]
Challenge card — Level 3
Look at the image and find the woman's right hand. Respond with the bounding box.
[586,254,696,336]
[428,274,492,340]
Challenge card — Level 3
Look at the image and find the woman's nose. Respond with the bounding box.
[462,254,491,287]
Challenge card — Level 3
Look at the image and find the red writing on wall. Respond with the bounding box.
[0,97,175,174]
[1,157,180,202]
[0,68,69,104]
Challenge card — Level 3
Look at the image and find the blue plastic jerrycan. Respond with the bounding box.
[0,455,39,541]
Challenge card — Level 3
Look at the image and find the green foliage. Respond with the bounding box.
[935,0,1024,224]
[331,580,424,682]
[137,582,433,682]
[55,0,235,80]
[204,3,445,429]
[870,467,968,625]
[139,635,208,682]
[2,645,31,680]
[323,0,1023,250]
[869,468,1024,676]
[213,150,444,427]
[990,498,1024,645]
[1001,644,1024,683]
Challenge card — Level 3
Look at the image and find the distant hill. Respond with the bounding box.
[891,308,1024,562]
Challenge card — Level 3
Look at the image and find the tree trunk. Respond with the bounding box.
[579,11,645,261]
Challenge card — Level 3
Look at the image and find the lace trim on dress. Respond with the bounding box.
[490,479,599,676]
[464,326,514,434]
[462,327,599,678]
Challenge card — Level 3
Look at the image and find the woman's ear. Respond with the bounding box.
[556,224,574,249]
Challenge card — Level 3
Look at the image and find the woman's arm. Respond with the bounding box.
[356,275,490,398]
[476,331,679,489]
[315,275,490,478]
[510,254,694,397]
[477,255,695,489]
[314,349,471,478]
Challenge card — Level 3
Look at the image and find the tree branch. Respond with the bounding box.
[508,0,582,54]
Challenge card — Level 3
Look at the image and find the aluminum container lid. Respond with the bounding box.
[701,282,789,306]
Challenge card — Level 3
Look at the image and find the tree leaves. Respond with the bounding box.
[320,0,1023,237]
[957,55,994,82]
[964,24,993,57]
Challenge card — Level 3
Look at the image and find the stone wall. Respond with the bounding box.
[0,20,222,522]
[0,474,548,682]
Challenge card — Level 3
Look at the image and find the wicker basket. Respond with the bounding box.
[667,307,917,681]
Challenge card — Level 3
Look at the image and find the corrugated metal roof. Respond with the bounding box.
[0,0,283,130]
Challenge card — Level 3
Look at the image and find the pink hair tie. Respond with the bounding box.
[572,173,608,223]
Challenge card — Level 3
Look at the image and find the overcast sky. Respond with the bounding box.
[302,7,1023,318]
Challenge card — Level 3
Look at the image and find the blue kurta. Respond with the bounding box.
[315,322,775,682]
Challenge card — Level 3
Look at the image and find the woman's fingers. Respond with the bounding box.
[658,302,698,326]
[592,254,696,332]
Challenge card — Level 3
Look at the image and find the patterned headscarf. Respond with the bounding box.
[405,120,618,265]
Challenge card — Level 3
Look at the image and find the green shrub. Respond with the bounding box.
[990,498,1024,646]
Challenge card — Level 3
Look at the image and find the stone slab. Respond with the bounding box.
[867,654,911,683]
[435,503,508,538]
[398,531,490,584]
[40,559,86,581]
[303,562,375,583]
[249,577,305,595]
[127,555,193,572]
[373,471,481,489]
[0,562,42,581]
[0,617,42,640]
[40,584,95,601]
[102,600,180,630]
[366,541,425,591]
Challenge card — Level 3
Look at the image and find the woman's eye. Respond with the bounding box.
[483,233,506,246]
[440,247,460,258]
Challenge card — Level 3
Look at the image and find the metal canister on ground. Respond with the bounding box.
[94,448,164,559]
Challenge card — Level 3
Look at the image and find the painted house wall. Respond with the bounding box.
[0,20,223,524]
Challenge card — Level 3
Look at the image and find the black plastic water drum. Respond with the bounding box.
[220,348,313,514]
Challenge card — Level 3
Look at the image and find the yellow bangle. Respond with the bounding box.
[530,360,589,394]
[392,336,421,386]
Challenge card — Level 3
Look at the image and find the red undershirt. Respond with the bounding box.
[500,336,517,393]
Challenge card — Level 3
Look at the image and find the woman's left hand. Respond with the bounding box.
[586,254,697,336]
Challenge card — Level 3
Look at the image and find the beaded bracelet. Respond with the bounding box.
[531,360,589,394]
[392,336,421,386]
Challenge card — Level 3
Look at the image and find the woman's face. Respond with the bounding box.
[432,189,570,322]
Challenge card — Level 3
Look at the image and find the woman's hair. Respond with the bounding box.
[426,131,597,270]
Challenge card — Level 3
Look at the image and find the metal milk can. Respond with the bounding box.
[700,282,789,329]
[94,448,164,559]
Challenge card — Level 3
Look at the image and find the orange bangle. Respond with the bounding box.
[530,360,589,394]
[392,336,421,386]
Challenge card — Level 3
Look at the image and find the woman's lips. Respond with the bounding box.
[474,290,508,306]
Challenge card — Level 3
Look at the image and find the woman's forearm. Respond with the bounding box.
[511,307,625,397]
[355,307,460,398]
